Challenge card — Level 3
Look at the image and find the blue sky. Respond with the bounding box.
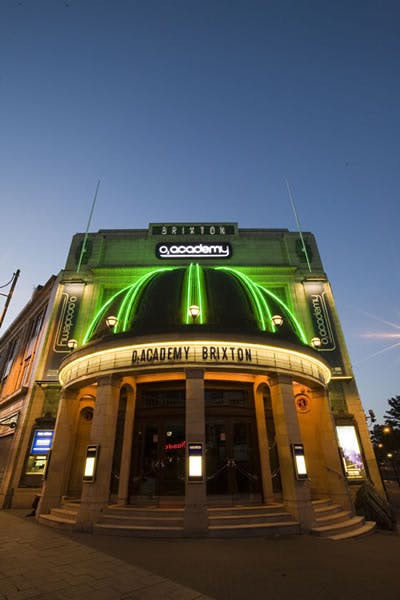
[0,0,399,421]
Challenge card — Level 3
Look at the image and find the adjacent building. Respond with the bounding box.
[0,223,383,536]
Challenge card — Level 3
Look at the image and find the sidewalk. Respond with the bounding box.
[0,511,213,600]
[1,508,400,600]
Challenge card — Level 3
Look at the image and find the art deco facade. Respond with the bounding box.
[0,224,383,537]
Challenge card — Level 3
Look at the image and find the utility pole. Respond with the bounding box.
[0,270,20,329]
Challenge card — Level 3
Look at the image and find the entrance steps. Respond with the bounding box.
[38,502,79,530]
[311,499,376,540]
[207,504,300,537]
[94,506,184,537]
[92,503,300,537]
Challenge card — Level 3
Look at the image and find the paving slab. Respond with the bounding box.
[0,511,213,600]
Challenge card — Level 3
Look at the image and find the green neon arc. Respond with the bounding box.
[215,266,307,342]
[83,267,174,344]
[215,267,270,331]
[183,263,207,325]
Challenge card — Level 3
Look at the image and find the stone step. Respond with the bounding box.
[38,513,77,529]
[311,516,367,538]
[208,503,286,517]
[103,506,184,518]
[51,507,79,520]
[93,523,184,537]
[208,520,301,538]
[329,521,376,541]
[97,514,184,527]
[315,510,352,526]
[208,511,294,526]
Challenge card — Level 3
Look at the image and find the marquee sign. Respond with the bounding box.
[151,223,236,236]
[59,340,331,388]
[156,242,232,259]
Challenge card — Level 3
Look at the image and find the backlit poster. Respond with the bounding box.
[336,425,366,480]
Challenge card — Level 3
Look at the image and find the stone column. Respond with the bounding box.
[312,387,353,511]
[269,374,315,530]
[253,380,274,503]
[184,368,208,536]
[117,381,137,504]
[37,388,80,516]
[77,375,121,531]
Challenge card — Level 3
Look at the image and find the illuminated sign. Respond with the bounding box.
[83,444,99,482]
[156,242,232,259]
[188,442,203,481]
[304,282,344,375]
[291,443,308,479]
[151,224,236,236]
[132,344,253,365]
[59,340,332,388]
[31,430,54,455]
[336,425,366,480]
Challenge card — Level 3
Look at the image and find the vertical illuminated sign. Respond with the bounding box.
[45,283,84,379]
[336,425,366,480]
[291,443,308,480]
[188,443,203,481]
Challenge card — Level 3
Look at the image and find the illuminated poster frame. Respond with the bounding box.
[336,425,366,480]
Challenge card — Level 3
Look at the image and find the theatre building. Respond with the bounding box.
[0,224,383,537]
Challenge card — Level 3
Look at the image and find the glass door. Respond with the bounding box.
[130,419,185,499]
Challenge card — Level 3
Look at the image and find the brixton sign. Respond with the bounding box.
[59,340,332,388]
[156,242,232,259]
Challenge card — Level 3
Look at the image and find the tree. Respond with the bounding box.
[384,396,400,430]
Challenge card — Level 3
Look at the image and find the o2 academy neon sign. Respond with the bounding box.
[156,242,232,259]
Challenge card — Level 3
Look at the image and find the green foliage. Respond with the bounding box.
[384,396,400,429]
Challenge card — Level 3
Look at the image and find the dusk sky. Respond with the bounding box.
[0,1,399,421]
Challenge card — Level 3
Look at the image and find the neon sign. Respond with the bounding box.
[156,242,232,259]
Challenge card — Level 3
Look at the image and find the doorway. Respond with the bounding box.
[205,386,261,501]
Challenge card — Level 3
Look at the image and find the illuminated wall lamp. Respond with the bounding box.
[271,314,284,327]
[188,305,200,321]
[67,339,77,351]
[105,315,118,331]
[311,337,322,349]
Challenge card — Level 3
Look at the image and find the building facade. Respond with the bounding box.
[0,224,383,536]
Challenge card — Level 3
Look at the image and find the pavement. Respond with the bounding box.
[0,486,400,600]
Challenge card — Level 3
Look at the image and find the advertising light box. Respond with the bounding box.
[31,430,54,455]
[336,425,366,480]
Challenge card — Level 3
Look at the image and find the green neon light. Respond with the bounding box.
[182,263,207,325]
[216,267,268,331]
[215,267,307,342]
[83,267,174,343]
[183,263,194,324]
[82,286,130,344]
[118,268,173,332]
[257,285,307,343]
[195,263,207,324]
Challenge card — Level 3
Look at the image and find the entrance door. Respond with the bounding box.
[130,419,185,499]
[206,418,260,498]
